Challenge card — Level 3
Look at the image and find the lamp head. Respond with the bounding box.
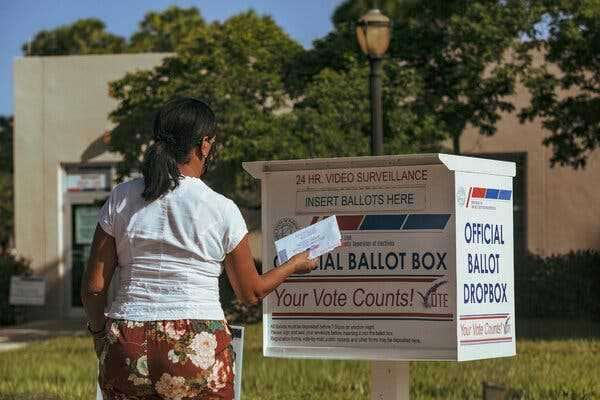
[356,9,391,58]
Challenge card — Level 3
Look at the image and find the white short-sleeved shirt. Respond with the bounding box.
[97,175,248,321]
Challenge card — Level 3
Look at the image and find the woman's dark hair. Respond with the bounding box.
[141,96,216,202]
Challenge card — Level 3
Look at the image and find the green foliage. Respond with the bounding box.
[515,250,600,320]
[0,253,32,325]
[519,0,600,168]
[22,2,600,175]
[291,0,542,154]
[0,326,599,399]
[106,7,446,204]
[0,117,14,252]
[283,24,359,97]
[332,0,413,27]
[127,6,207,53]
[21,5,207,57]
[0,115,13,174]
[0,174,14,252]
[291,66,371,157]
[291,62,443,157]
[107,11,305,205]
[23,18,126,56]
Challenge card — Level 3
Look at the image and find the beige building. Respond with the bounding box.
[13,53,171,319]
[460,95,600,256]
[13,53,600,320]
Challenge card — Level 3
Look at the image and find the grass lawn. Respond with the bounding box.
[0,323,598,399]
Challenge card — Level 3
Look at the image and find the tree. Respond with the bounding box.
[22,18,126,56]
[108,11,304,206]
[290,61,443,157]
[128,6,207,53]
[0,174,13,253]
[0,116,13,174]
[0,116,13,253]
[519,0,600,168]
[288,0,541,154]
[107,7,448,206]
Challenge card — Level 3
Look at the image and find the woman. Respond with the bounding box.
[81,96,317,399]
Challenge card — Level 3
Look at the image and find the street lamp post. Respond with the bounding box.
[356,9,391,156]
[358,12,407,399]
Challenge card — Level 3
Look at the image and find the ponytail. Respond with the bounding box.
[141,141,181,202]
[140,96,217,202]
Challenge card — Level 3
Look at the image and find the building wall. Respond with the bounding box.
[460,81,600,256]
[13,53,172,318]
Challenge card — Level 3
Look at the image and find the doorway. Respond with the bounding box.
[62,164,114,318]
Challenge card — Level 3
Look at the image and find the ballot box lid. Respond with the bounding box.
[243,153,516,179]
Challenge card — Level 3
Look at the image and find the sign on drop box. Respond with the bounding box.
[243,153,516,362]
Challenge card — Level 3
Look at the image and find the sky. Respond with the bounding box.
[0,0,345,115]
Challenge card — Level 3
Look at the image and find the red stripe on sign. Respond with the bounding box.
[471,187,486,198]
[459,313,509,320]
[460,337,513,344]
[461,340,513,346]
[289,274,446,278]
[336,215,364,230]
[272,312,454,318]
[285,278,437,283]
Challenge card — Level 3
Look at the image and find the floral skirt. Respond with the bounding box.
[97,319,235,400]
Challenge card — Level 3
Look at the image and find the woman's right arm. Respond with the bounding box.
[224,235,317,305]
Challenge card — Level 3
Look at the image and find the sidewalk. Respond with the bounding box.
[0,319,87,352]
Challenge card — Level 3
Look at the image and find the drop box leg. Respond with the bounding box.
[370,361,409,400]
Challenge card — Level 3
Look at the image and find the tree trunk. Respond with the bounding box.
[452,135,460,155]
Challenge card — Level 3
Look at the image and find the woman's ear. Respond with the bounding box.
[200,136,212,158]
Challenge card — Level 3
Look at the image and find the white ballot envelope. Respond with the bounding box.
[275,215,341,264]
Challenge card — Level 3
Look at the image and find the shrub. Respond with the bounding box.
[515,250,600,320]
[0,252,33,325]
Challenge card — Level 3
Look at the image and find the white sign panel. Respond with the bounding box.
[9,276,46,306]
[296,186,427,214]
[260,163,456,360]
[67,173,107,192]
[244,154,516,362]
[455,172,516,361]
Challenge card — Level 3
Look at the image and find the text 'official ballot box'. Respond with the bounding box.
[243,154,516,362]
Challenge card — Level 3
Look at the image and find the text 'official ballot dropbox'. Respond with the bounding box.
[243,154,516,362]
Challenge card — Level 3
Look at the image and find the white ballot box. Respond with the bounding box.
[243,154,516,362]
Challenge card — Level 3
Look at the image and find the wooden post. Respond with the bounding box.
[371,361,410,400]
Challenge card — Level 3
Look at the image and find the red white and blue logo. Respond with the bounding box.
[460,186,512,209]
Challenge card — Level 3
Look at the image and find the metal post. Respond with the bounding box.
[369,51,409,400]
[371,361,410,400]
[369,56,384,156]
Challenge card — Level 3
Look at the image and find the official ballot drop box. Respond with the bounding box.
[243,153,516,362]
